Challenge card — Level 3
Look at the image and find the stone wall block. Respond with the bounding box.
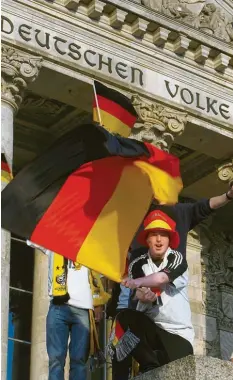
[109,8,127,29]
[153,27,169,47]
[87,0,105,20]
[194,44,210,64]
[131,18,149,38]
[64,0,81,11]
[135,355,233,380]
[213,53,231,72]
[173,36,190,55]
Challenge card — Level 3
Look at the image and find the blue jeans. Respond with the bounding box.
[46,303,90,380]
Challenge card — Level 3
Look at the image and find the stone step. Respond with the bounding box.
[135,355,233,380]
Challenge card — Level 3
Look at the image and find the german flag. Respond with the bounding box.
[1,123,182,281]
[110,319,125,348]
[93,81,137,137]
[108,318,140,361]
[1,153,12,184]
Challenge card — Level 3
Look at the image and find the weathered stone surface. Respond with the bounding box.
[135,355,233,379]
[130,94,187,151]
[141,1,233,43]
[30,250,49,380]
[1,45,42,112]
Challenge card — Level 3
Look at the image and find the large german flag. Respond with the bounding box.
[1,123,182,281]
[93,81,137,137]
[1,153,12,184]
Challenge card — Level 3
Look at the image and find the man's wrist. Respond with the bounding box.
[136,278,143,288]
[226,191,233,201]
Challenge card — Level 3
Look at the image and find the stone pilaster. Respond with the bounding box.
[1,44,42,380]
[186,230,205,356]
[130,94,187,151]
[30,250,49,380]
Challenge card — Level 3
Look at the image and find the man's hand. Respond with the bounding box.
[94,305,103,323]
[136,288,157,303]
[209,183,233,209]
[121,277,142,289]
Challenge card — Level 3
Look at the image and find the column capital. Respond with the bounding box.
[130,94,187,151]
[217,159,233,185]
[1,45,42,112]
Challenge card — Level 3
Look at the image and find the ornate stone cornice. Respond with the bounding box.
[3,0,233,78]
[1,45,42,112]
[60,0,233,72]
[130,94,187,151]
[217,159,233,185]
[10,1,232,74]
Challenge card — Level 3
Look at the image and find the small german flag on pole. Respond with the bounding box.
[1,153,12,184]
[93,81,138,137]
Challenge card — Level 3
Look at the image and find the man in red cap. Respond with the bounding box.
[108,183,233,379]
[108,209,193,374]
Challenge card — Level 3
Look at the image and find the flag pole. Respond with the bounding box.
[93,81,103,126]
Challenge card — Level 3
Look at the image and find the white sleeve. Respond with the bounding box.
[171,270,189,289]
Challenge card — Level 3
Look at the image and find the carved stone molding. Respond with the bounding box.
[217,160,233,185]
[1,45,42,112]
[187,229,202,251]
[130,94,187,151]
[3,2,232,75]
[141,1,233,44]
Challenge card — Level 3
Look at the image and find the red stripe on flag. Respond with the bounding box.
[1,161,11,173]
[143,142,181,179]
[115,320,125,340]
[93,95,137,128]
[151,287,161,296]
[30,157,128,261]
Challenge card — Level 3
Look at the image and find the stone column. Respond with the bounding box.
[1,44,42,380]
[130,94,187,151]
[30,250,49,380]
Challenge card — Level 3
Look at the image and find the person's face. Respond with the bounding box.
[146,230,170,259]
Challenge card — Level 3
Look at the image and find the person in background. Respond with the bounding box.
[27,242,110,380]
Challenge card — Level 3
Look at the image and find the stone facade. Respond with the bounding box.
[135,355,233,379]
[1,0,233,379]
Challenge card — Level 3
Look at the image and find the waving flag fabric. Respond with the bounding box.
[1,153,12,184]
[93,81,137,137]
[2,123,182,282]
